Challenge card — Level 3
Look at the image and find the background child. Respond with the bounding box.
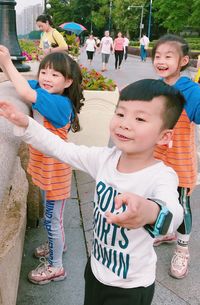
[0,79,184,304]
[0,46,84,284]
[152,34,200,279]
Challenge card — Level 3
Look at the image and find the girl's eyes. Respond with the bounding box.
[40,70,60,77]
[136,117,146,122]
[116,112,124,117]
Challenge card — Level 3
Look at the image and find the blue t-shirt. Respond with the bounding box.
[28,80,74,128]
[174,76,200,124]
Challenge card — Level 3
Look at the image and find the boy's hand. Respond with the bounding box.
[0,101,29,128]
[105,192,160,229]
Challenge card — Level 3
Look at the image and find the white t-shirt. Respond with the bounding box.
[140,35,150,47]
[124,37,130,47]
[100,36,113,54]
[85,38,96,52]
[14,117,183,289]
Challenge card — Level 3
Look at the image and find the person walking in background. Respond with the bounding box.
[113,31,124,69]
[123,35,130,61]
[99,30,114,72]
[152,34,200,279]
[0,46,84,285]
[36,14,68,59]
[139,33,149,62]
[0,79,184,305]
[84,34,97,66]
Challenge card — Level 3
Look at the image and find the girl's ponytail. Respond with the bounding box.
[67,57,84,133]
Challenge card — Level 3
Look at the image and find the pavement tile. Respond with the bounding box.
[80,201,93,232]
[77,180,95,204]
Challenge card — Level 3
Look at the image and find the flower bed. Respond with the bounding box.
[80,66,116,91]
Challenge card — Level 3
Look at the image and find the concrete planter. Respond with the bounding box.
[69,88,119,147]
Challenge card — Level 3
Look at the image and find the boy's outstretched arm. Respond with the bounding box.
[0,101,29,127]
[105,193,160,229]
[0,45,36,104]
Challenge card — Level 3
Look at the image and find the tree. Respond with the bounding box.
[153,0,192,33]
[188,0,200,30]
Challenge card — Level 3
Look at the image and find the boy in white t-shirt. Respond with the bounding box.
[99,30,114,72]
[0,79,184,305]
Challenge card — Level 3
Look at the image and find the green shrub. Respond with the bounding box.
[62,33,80,57]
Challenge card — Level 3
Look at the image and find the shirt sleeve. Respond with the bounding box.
[28,81,73,128]
[190,92,200,124]
[14,117,106,179]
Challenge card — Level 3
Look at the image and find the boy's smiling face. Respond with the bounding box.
[110,97,171,157]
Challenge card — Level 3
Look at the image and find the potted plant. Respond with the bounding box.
[69,66,119,147]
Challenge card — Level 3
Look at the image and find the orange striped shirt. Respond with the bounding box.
[154,110,197,191]
[28,118,72,200]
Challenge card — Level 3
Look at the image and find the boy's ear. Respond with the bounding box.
[64,78,73,88]
[180,55,189,68]
[157,129,174,146]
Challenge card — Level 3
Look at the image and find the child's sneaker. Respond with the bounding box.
[28,258,66,285]
[153,233,177,247]
[169,245,190,279]
[34,241,67,258]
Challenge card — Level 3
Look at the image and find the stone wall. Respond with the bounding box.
[0,69,38,305]
[0,81,29,305]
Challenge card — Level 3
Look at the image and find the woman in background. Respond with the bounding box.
[36,14,68,59]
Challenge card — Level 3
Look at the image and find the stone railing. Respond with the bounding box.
[0,63,39,305]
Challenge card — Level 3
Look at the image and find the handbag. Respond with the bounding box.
[51,30,59,48]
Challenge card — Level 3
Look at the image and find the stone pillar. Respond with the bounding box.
[0,0,30,71]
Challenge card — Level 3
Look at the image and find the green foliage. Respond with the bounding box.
[46,0,200,39]
[63,33,80,57]
[80,66,116,91]
[153,0,193,33]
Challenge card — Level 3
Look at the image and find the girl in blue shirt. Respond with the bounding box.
[0,46,84,284]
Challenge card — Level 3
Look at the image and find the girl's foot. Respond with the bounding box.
[34,241,67,258]
[169,245,190,279]
[28,258,66,285]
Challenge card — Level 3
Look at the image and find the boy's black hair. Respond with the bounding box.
[119,79,185,129]
[152,34,190,71]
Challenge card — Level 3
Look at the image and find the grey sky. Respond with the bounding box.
[16,0,42,13]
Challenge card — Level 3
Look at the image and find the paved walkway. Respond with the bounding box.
[17,53,200,305]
